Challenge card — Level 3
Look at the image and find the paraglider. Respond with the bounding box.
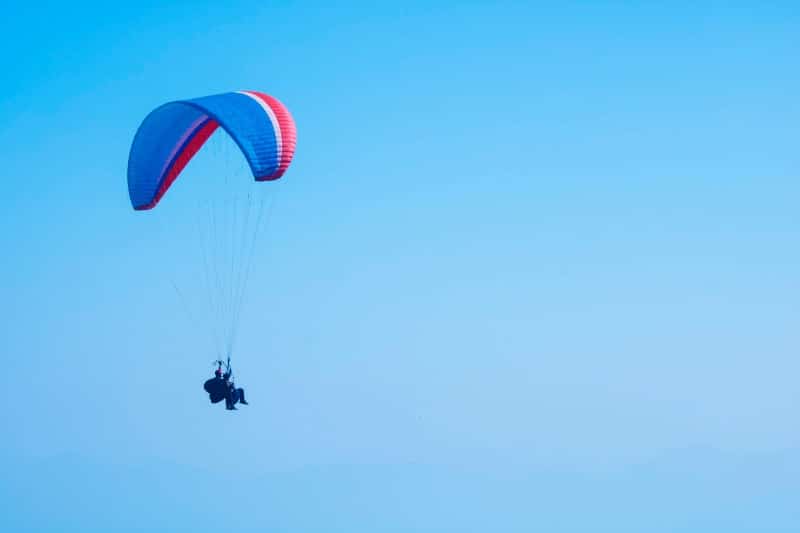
[127,90,297,410]
[204,358,249,410]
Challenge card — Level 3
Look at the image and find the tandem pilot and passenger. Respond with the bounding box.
[204,365,248,410]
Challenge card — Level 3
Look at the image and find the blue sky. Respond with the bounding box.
[1,1,799,531]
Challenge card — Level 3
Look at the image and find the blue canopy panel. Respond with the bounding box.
[127,91,297,210]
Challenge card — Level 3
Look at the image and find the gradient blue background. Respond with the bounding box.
[1,1,799,531]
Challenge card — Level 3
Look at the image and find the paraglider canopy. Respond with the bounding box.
[126,90,297,364]
[127,90,297,210]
